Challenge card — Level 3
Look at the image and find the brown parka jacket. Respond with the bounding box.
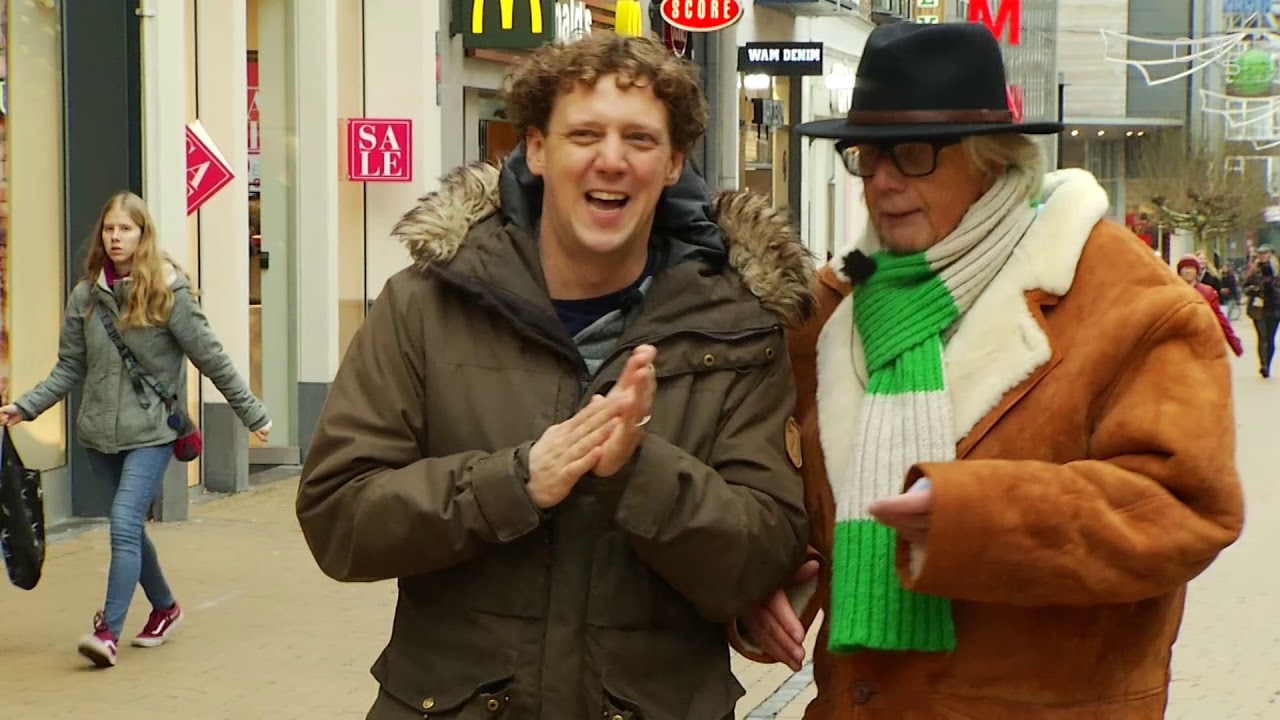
[732,169,1245,719]
[297,159,813,720]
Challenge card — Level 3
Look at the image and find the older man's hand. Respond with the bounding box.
[866,478,933,545]
[740,559,819,671]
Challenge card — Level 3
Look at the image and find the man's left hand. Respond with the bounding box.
[593,345,657,477]
[866,480,932,545]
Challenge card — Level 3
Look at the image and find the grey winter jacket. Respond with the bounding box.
[15,268,269,454]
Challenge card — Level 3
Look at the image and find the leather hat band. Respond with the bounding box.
[845,109,1015,125]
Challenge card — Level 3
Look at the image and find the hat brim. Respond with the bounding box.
[795,117,1064,143]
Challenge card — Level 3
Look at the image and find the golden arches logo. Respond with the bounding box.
[615,0,642,37]
[472,0,543,34]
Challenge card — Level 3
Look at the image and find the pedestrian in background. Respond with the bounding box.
[1178,254,1244,358]
[1220,262,1242,321]
[1243,244,1280,378]
[0,192,271,668]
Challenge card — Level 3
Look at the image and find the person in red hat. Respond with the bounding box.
[1178,254,1244,357]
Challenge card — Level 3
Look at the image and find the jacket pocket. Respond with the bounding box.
[373,647,517,719]
[595,635,743,720]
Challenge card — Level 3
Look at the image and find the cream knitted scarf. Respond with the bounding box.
[828,167,1038,653]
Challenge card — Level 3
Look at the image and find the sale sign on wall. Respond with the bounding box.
[247,56,260,192]
[346,119,413,182]
[186,120,235,215]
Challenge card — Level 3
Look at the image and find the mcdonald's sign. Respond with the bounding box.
[459,0,556,49]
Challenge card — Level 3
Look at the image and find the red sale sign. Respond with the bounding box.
[186,120,235,215]
[346,119,412,182]
[247,58,260,192]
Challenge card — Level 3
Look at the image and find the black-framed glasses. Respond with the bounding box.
[836,138,962,178]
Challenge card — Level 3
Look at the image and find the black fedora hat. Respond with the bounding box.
[796,22,1062,142]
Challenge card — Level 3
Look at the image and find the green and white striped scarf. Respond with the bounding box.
[829,168,1037,654]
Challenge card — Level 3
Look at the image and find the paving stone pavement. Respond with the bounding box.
[0,321,1274,719]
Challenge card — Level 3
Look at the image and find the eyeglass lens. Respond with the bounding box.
[840,142,940,178]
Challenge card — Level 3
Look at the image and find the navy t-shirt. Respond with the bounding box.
[552,248,656,338]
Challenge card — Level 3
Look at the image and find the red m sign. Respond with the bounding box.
[968,0,1020,45]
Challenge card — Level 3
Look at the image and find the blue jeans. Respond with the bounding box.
[85,444,177,639]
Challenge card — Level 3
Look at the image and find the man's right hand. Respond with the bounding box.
[526,394,622,509]
[0,405,26,427]
[741,559,820,671]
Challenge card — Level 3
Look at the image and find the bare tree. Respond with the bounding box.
[1129,130,1273,259]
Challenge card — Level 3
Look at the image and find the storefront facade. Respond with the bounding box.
[1,1,152,522]
[738,2,875,259]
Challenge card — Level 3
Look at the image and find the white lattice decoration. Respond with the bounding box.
[1100,29,1249,86]
[1101,10,1280,146]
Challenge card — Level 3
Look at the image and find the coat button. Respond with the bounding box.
[611,715,625,720]
[852,681,874,704]
[765,347,775,359]
[486,698,501,711]
[422,698,435,710]
[702,353,716,367]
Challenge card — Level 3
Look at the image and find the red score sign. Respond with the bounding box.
[660,0,742,32]
[186,120,235,216]
[346,119,413,182]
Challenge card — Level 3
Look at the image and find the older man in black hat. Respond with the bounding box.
[731,21,1244,720]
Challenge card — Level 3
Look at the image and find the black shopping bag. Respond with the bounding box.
[0,428,45,590]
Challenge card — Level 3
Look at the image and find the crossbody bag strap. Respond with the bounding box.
[94,301,176,413]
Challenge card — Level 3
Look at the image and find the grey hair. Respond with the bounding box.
[962,134,1046,200]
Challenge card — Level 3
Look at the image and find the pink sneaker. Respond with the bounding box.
[132,602,182,648]
[77,611,118,668]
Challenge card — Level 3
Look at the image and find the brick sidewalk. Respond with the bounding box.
[1,328,1272,719]
[0,475,815,720]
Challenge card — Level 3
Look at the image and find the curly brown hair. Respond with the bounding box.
[502,33,708,154]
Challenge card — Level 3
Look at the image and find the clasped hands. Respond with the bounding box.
[526,345,657,510]
[742,479,934,671]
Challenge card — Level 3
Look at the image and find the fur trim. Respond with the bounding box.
[391,162,815,325]
[392,162,503,271]
[711,191,816,325]
[816,169,1109,482]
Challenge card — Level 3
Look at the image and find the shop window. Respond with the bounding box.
[5,0,68,471]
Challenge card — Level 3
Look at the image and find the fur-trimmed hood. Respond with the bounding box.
[391,152,814,325]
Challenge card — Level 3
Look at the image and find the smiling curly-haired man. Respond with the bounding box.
[297,32,814,720]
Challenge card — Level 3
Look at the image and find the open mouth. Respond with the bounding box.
[585,191,630,212]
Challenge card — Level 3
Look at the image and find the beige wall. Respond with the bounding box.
[7,0,66,471]
[337,0,364,359]
[1060,0,1129,119]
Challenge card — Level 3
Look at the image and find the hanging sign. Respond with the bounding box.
[461,0,555,49]
[969,0,1020,45]
[738,42,824,77]
[186,120,235,215]
[660,0,743,32]
[664,22,690,58]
